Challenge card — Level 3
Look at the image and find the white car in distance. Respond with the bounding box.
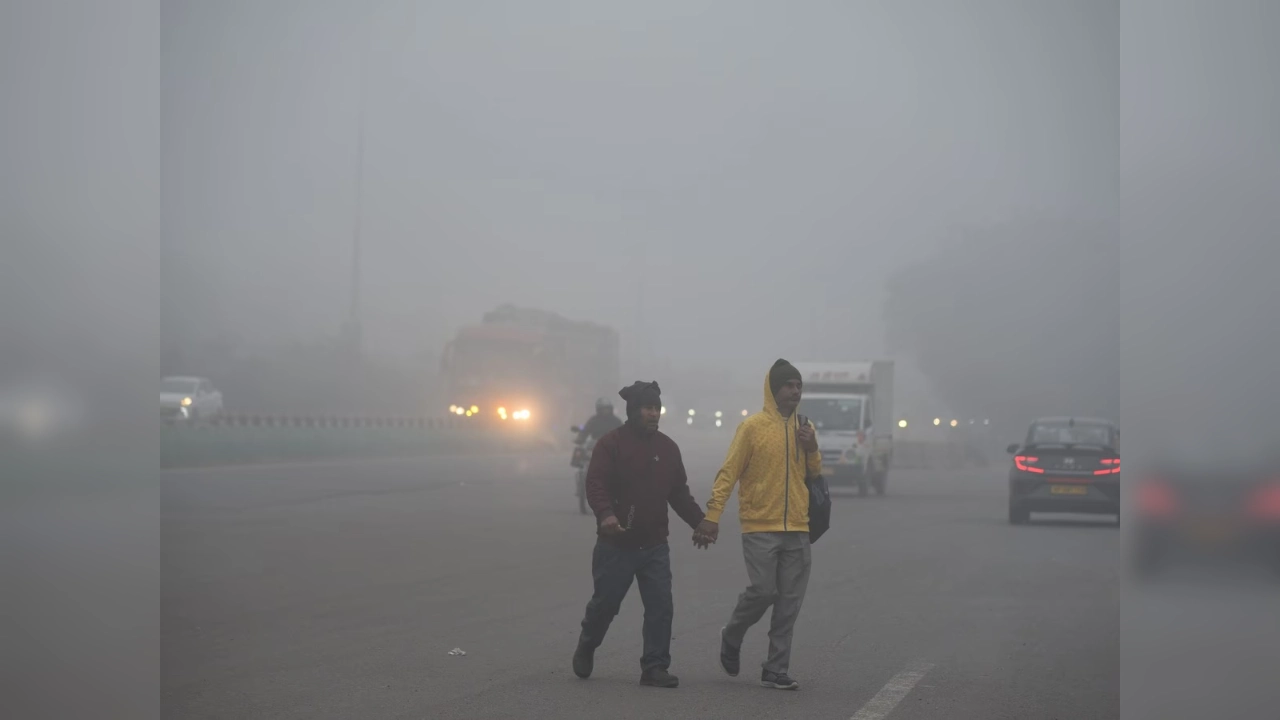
[161,376,223,421]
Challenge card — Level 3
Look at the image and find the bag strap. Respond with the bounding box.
[797,414,818,483]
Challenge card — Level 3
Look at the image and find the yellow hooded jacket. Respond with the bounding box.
[705,369,823,533]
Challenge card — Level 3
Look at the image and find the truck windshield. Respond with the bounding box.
[804,397,864,431]
[162,379,198,394]
[453,338,537,381]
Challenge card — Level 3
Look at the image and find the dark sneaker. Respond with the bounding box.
[639,668,680,688]
[572,643,594,679]
[719,627,739,677]
[761,670,800,690]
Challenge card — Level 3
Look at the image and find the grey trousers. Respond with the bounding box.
[722,531,812,675]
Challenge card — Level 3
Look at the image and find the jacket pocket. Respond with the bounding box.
[791,459,809,525]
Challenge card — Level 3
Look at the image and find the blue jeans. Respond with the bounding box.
[578,541,673,671]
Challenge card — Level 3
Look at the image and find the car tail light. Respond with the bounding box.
[1246,483,1280,520]
[1014,455,1044,473]
[1094,457,1121,475]
[1136,479,1178,517]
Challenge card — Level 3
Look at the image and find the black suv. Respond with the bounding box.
[1007,417,1120,525]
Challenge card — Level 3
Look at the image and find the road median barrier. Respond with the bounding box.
[890,440,991,471]
[160,414,554,468]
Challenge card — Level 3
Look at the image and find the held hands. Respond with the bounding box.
[604,513,717,547]
[692,519,719,549]
[796,423,819,453]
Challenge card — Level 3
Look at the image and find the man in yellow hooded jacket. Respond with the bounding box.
[696,358,821,690]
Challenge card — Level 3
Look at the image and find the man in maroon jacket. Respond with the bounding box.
[572,380,709,688]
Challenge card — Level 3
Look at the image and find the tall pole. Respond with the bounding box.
[634,243,647,372]
[349,7,371,356]
[809,306,817,358]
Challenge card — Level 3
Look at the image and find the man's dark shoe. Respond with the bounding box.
[760,670,800,690]
[572,643,594,679]
[639,668,679,688]
[719,627,739,677]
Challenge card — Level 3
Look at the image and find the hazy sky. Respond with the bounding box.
[163,0,1117,374]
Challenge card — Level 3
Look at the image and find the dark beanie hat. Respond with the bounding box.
[769,359,802,395]
[619,381,662,419]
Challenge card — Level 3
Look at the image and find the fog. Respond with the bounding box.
[161,0,1117,415]
[5,0,1280,718]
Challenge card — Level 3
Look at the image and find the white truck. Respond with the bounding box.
[794,360,895,495]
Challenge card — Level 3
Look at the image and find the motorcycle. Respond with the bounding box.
[569,426,594,515]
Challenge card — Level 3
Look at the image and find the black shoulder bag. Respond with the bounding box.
[797,414,832,544]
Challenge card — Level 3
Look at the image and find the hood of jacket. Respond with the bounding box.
[761,368,782,418]
[761,368,804,463]
[702,365,823,532]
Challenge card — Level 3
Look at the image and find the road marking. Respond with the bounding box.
[850,661,936,720]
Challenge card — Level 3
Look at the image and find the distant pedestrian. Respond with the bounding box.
[695,359,821,690]
[573,381,710,688]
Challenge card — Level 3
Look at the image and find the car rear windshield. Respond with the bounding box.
[1027,422,1115,448]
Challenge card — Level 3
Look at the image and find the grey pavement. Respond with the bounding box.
[162,434,1119,719]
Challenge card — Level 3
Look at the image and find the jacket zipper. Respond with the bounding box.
[782,416,790,531]
[628,434,651,540]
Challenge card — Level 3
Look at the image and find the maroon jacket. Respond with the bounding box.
[585,422,705,549]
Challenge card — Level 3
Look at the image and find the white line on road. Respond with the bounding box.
[850,661,936,720]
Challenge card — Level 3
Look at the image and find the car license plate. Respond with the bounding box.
[1049,485,1088,495]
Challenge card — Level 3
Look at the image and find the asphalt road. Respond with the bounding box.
[162,434,1119,719]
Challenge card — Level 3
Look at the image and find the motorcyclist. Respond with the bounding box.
[576,398,624,446]
[572,399,625,512]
